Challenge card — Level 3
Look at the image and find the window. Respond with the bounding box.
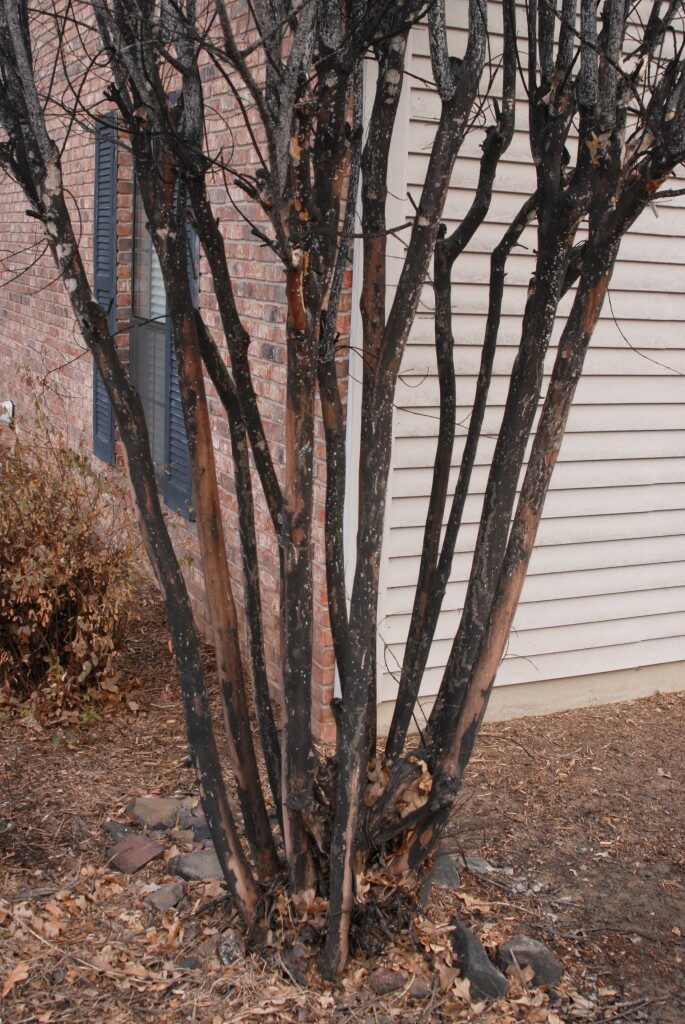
[129,185,196,519]
[130,187,168,476]
[92,116,116,464]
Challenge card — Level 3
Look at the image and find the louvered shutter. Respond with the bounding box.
[92,116,116,464]
[162,210,198,520]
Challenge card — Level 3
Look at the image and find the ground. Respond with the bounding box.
[0,594,683,1023]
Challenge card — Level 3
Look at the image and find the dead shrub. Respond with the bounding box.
[0,426,136,715]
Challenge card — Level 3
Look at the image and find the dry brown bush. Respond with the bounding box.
[0,425,135,716]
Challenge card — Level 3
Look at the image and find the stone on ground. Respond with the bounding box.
[108,834,164,874]
[103,819,132,840]
[217,929,243,965]
[432,852,461,888]
[179,804,212,842]
[496,934,564,986]
[450,919,508,1000]
[127,796,179,830]
[419,851,461,904]
[145,881,184,912]
[367,968,409,995]
[465,855,495,875]
[408,977,432,1000]
[465,854,514,877]
[169,849,223,881]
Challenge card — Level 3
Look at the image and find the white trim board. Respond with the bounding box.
[376,659,685,735]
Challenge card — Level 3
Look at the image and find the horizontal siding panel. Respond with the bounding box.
[389,481,685,528]
[409,5,680,62]
[410,279,685,320]
[397,347,685,379]
[394,430,685,468]
[415,222,685,267]
[394,404,685,438]
[432,248,685,295]
[436,190,685,237]
[381,635,685,699]
[405,312,685,349]
[388,508,685,555]
[384,561,685,623]
[391,457,685,499]
[385,534,685,588]
[384,587,685,641]
[387,612,685,669]
[407,128,685,219]
[395,374,685,409]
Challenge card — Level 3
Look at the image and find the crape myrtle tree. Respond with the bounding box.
[0,0,683,978]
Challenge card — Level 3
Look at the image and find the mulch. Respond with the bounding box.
[1,592,683,1023]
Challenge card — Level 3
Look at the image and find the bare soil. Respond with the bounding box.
[1,594,683,1023]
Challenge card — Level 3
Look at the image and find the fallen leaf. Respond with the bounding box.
[436,961,461,994]
[204,879,224,898]
[451,976,472,1002]
[123,961,149,978]
[459,892,492,912]
[2,961,29,998]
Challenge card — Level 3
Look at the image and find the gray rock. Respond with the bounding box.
[179,805,212,842]
[218,928,243,965]
[169,849,223,881]
[465,855,514,877]
[103,819,133,840]
[408,977,432,1000]
[433,852,461,888]
[127,796,179,830]
[496,934,564,986]
[368,968,408,995]
[465,855,495,875]
[145,882,184,912]
[179,804,202,828]
[450,919,508,1000]
[71,815,91,838]
[108,834,164,874]
[419,852,461,905]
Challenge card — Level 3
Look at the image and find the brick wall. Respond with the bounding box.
[0,4,346,742]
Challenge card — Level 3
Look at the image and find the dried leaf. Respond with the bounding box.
[436,961,461,994]
[451,976,472,1002]
[2,961,29,998]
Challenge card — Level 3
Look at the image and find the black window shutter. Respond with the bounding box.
[162,210,198,520]
[92,116,116,464]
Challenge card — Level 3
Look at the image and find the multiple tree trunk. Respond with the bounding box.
[0,0,683,979]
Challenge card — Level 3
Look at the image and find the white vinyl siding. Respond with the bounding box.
[375,4,685,706]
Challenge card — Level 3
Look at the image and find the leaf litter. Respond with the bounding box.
[1,591,682,1022]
